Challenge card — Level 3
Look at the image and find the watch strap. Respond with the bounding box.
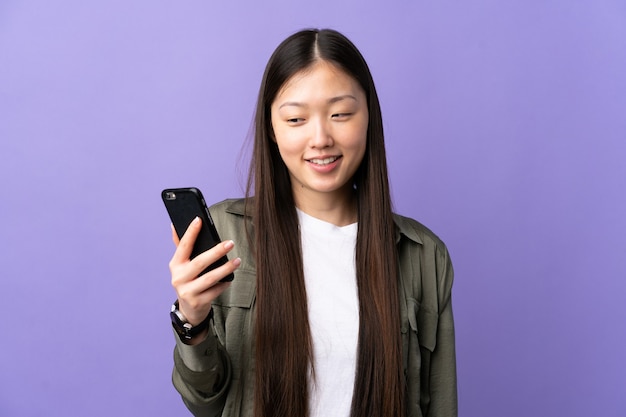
[170,300,213,341]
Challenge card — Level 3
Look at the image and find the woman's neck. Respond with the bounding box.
[292,187,357,227]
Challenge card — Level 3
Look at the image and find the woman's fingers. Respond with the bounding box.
[190,255,241,291]
[188,240,235,275]
[169,218,240,292]
[170,217,202,265]
[171,239,238,283]
[173,256,240,325]
[168,217,241,325]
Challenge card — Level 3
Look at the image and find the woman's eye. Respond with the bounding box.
[287,118,304,123]
[331,113,352,119]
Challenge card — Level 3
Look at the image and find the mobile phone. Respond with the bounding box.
[162,187,234,282]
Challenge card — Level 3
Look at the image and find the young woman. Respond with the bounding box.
[168,29,457,417]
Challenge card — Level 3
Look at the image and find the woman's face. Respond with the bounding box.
[270,60,368,206]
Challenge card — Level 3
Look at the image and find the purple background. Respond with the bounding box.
[1,1,625,416]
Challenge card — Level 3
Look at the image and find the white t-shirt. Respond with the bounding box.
[297,208,359,417]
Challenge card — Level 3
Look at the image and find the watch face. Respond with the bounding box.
[173,309,188,325]
[170,312,191,340]
[170,307,187,329]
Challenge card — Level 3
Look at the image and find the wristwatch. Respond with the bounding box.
[170,300,213,341]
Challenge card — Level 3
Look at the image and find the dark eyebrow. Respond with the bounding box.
[278,101,305,110]
[277,94,358,110]
[328,94,358,104]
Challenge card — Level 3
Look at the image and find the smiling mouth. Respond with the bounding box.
[307,156,340,166]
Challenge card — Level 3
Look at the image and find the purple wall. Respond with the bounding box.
[1,1,624,416]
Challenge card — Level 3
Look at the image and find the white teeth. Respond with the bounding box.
[309,156,339,165]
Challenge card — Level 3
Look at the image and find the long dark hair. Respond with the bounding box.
[246,28,404,417]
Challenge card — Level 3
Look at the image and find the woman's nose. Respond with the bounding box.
[309,118,333,148]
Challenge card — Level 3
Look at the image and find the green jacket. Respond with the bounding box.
[172,199,457,417]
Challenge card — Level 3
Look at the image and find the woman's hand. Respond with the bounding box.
[169,217,240,327]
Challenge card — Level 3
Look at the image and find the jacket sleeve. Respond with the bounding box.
[172,325,232,416]
[427,245,458,417]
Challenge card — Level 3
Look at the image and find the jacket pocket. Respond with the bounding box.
[210,269,256,383]
[406,298,439,412]
[407,297,438,352]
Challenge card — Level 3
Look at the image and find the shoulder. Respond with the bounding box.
[207,198,250,225]
[206,198,249,241]
[392,212,448,254]
[208,198,256,272]
[393,213,455,305]
[208,198,247,216]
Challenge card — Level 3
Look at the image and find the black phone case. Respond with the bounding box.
[162,187,234,282]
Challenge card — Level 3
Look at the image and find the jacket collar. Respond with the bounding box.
[224,198,422,245]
